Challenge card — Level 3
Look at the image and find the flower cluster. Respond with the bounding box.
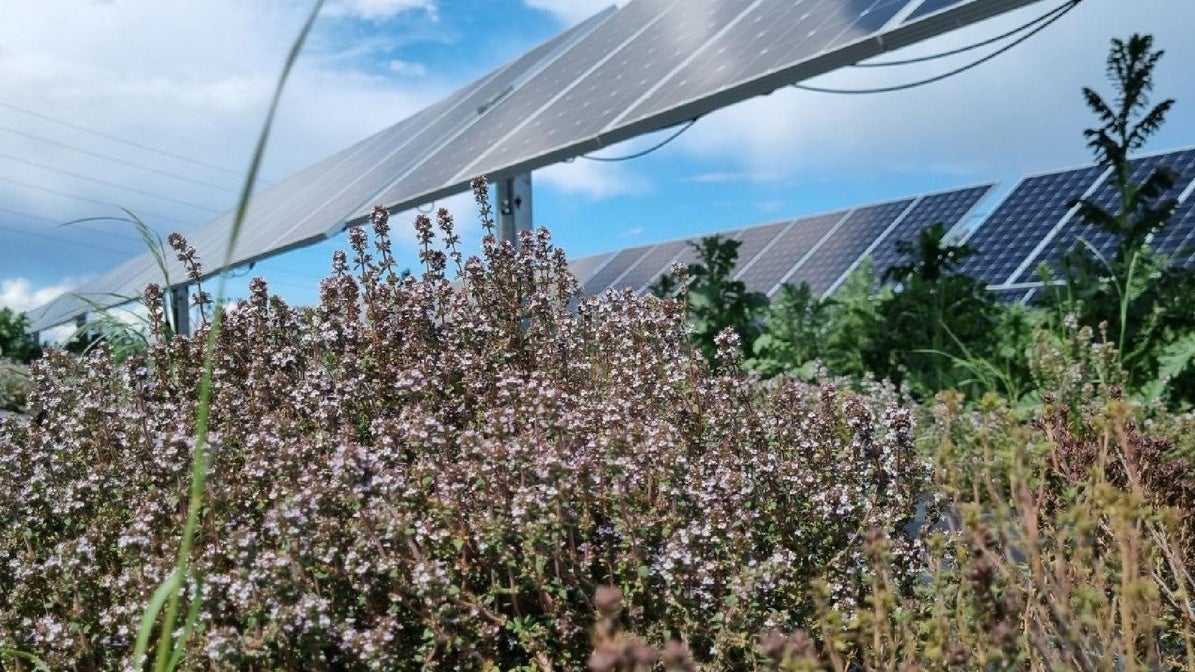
[0,179,930,670]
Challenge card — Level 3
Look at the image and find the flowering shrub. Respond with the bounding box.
[0,180,931,670]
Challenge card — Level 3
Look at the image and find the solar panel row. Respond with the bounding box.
[572,184,993,298]
[19,0,1060,331]
[968,146,1195,292]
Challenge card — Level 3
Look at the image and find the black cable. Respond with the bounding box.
[580,117,700,162]
[0,125,237,193]
[851,1,1074,68]
[792,0,1078,95]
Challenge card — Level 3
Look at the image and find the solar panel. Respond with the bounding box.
[583,245,654,295]
[29,0,1046,331]
[1156,186,1195,268]
[736,212,848,294]
[866,185,992,283]
[1009,149,1195,283]
[568,251,617,285]
[959,165,1107,286]
[354,0,1041,222]
[26,9,616,333]
[907,0,972,21]
[783,199,915,296]
[612,239,690,292]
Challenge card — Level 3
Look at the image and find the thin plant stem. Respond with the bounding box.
[139,2,326,670]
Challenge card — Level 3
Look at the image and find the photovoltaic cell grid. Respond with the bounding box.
[784,199,915,296]
[959,165,1107,286]
[354,0,1038,220]
[575,185,991,298]
[612,239,690,293]
[1008,148,1195,283]
[867,185,991,281]
[28,0,1046,331]
[736,213,848,294]
[1157,197,1195,268]
[26,8,616,332]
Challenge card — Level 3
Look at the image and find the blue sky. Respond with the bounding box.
[0,0,1193,334]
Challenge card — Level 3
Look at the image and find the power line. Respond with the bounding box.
[792,0,1078,95]
[0,174,196,227]
[0,125,237,193]
[0,150,222,213]
[579,117,701,162]
[0,100,246,178]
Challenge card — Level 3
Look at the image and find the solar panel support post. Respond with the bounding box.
[170,285,190,337]
[75,314,86,331]
[497,172,533,248]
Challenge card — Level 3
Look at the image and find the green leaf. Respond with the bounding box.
[1158,333,1195,381]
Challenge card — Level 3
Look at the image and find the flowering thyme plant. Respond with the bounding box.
[0,179,930,670]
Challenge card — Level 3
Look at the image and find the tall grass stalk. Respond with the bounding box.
[134,3,325,669]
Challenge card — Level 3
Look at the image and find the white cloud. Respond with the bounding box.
[684,171,781,184]
[536,160,648,199]
[0,277,76,313]
[619,226,643,238]
[387,59,428,77]
[323,0,437,21]
[522,0,615,26]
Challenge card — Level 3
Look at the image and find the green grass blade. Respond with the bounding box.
[147,2,326,670]
[133,568,181,670]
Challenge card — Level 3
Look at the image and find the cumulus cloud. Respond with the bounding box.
[536,160,649,199]
[387,59,428,77]
[0,277,77,313]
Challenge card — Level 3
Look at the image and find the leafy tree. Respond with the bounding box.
[865,223,1001,398]
[1047,33,1195,405]
[0,308,41,363]
[652,236,767,364]
[748,260,885,380]
[749,281,831,378]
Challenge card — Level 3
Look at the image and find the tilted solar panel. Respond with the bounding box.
[1157,196,1195,268]
[29,0,1046,331]
[783,199,915,296]
[568,251,617,286]
[583,245,654,295]
[1010,149,1195,283]
[27,8,616,332]
[866,185,992,283]
[960,165,1107,286]
[906,0,972,22]
[576,186,994,299]
[613,239,690,293]
[351,0,1041,222]
[736,213,848,295]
